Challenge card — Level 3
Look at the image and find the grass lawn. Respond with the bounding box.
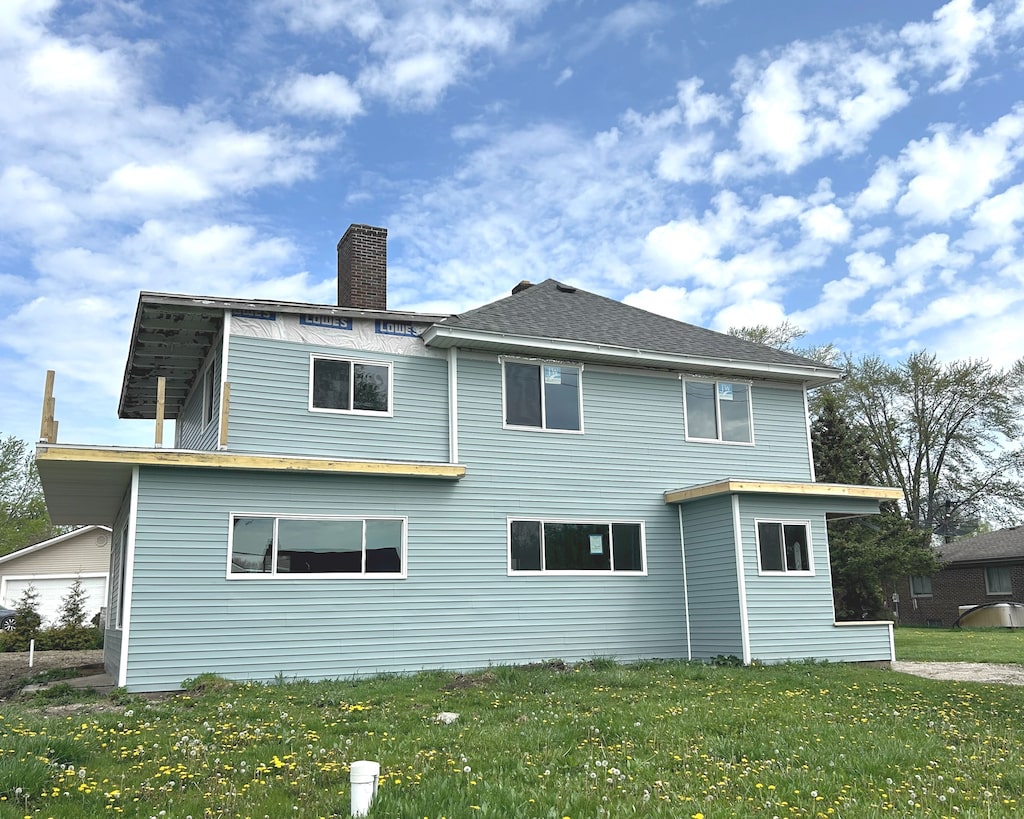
[2,660,1023,818]
[895,626,1024,663]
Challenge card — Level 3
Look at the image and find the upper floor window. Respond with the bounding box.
[503,360,582,431]
[310,355,392,415]
[202,356,218,428]
[229,515,405,578]
[684,380,752,443]
[509,518,644,574]
[756,521,812,574]
[910,575,933,597]
[985,566,1012,595]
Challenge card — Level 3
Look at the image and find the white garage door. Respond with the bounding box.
[2,577,107,626]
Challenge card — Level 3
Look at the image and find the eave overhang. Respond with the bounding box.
[36,443,465,527]
[421,325,842,387]
[664,479,903,506]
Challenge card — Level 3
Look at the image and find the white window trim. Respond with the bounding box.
[682,376,755,446]
[226,513,407,580]
[910,575,933,597]
[500,357,585,434]
[308,354,395,417]
[505,517,647,576]
[985,565,1012,596]
[754,518,815,576]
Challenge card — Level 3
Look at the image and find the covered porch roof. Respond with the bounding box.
[36,443,466,527]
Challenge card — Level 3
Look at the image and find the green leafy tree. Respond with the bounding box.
[841,352,1024,530]
[1,435,60,556]
[1,584,43,651]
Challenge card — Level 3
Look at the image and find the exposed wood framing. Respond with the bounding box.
[39,370,56,443]
[218,382,230,448]
[35,445,467,479]
[155,377,166,447]
[664,479,903,505]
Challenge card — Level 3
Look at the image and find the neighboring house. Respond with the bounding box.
[896,527,1024,627]
[36,224,901,692]
[0,526,111,626]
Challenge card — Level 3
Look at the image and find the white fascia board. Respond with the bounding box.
[421,325,842,387]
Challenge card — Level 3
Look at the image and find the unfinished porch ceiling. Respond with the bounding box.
[118,296,224,420]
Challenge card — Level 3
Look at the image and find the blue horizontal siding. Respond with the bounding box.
[225,335,448,461]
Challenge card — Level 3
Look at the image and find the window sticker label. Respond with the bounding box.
[589,534,604,555]
[300,315,353,330]
[718,383,734,400]
[544,366,562,384]
[236,309,276,321]
[375,320,417,337]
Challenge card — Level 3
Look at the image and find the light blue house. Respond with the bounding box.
[37,224,900,692]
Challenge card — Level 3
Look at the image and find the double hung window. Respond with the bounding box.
[229,515,405,577]
[310,355,392,415]
[684,380,752,443]
[985,566,1012,595]
[503,360,582,431]
[757,521,811,574]
[508,519,644,574]
[910,575,934,597]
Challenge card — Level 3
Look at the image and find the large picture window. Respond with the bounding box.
[508,519,644,574]
[985,566,1012,595]
[684,380,752,443]
[229,515,405,578]
[756,521,811,574]
[310,355,392,415]
[503,360,582,431]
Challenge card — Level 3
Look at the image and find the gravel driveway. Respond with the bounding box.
[891,661,1024,685]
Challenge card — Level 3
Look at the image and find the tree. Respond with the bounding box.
[812,391,936,616]
[840,352,1024,531]
[728,321,840,367]
[57,579,90,629]
[1,434,61,556]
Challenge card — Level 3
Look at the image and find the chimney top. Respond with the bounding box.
[511,280,533,295]
[338,224,387,310]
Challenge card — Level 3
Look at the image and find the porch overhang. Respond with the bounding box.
[36,443,466,527]
[664,479,902,515]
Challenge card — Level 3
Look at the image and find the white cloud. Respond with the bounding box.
[962,183,1024,249]
[25,40,128,99]
[98,162,213,204]
[554,67,573,86]
[676,77,730,128]
[722,40,909,175]
[799,203,851,244]
[851,160,901,217]
[274,72,364,120]
[0,165,75,238]
[900,0,995,92]
[656,133,714,183]
[894,109,1024,223]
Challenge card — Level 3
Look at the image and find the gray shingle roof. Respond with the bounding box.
[938,526,1024,564]
[441,278,828,370]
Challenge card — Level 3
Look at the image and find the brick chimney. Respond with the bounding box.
[338,224,387,309]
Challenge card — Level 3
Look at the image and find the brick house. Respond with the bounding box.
[895,526,1024,626]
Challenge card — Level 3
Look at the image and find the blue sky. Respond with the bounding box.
[2,0,1024,448]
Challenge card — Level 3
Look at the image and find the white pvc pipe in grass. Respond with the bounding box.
[29,639,35,668]
[350,760,379,817]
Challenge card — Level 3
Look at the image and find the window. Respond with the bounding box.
[503,360,582,431]
[229,515,405,577]
[202,357,218,427]
[684,380,752,443]
[508,519,644,573]
[756,521,811,574]
[985,566,1012,595]
[910,575,933,597]
[310,355,392,415]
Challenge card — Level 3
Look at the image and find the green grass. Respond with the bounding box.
[895,626,1024,663]
[1,660,1022,817]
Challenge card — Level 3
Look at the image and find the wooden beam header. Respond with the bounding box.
[664,479,903,505]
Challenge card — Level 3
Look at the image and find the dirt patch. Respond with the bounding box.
[892,661,1024,685]
[0,649,104,692]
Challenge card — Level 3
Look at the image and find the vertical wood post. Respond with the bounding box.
[219,382,231,448]
[155,377,166,447]
[39,370,56,443]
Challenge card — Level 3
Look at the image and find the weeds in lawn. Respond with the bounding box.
[0,660,1022,817]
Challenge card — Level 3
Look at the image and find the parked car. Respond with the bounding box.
[0,606,16,632]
